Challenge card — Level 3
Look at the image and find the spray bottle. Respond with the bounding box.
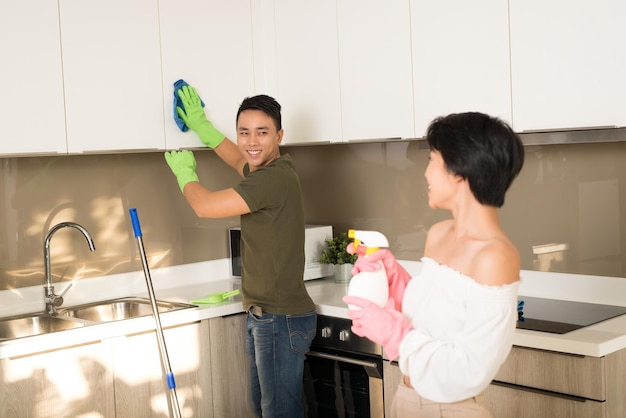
[347,229,389,309]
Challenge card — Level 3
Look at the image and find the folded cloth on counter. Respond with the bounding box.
[173,79,205,132]
[190,289,241,305]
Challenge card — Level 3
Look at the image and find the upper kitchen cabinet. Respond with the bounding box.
[509,0,626,132]
[271,0,343,144]
[267,0,413,144]
[0,1,67,155]
[160,0,255,149]
[338,0,415,141]
[410,0,512,137]
[59,0,165,153]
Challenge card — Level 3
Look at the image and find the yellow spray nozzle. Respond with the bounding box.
[348,229,388,255]
[348,229,361,252]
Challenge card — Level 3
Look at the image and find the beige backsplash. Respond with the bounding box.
[1,140,625,291]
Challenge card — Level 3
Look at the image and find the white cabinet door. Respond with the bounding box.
[160,0,256,150]
[270,0,413,144]
[410,0,512,137]
[60,0,165,153]
[272,0,342,144]
[510,0,626,132]
[0,1,67,155]
[338,0,415,141]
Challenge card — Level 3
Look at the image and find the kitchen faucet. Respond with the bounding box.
[44,222,96,315]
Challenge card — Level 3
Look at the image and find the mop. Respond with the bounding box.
[129,208,182,418]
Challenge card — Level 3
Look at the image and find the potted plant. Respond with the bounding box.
[319,232,358,283]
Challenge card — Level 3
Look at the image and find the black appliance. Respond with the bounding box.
[517,296,626,334]
[303,314,384,418]
[229,227,242,277]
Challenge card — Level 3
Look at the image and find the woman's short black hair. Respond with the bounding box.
[236,95,282,131]
[426,112,524,207]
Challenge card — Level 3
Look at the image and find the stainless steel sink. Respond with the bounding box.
[58,297,195,323]
[0,297,195,341]
[0,313,84,340]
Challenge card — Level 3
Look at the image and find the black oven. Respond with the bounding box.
[303,314,384,418]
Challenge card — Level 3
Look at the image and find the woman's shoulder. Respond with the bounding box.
[471,238,520,286]
[426,219,454,239]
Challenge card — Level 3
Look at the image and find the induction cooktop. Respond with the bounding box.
[516,296,626,334]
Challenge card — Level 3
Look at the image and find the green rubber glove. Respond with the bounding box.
[176,85,225,148]
[164,150,199,194]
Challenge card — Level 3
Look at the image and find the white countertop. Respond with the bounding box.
[1,259,626,359]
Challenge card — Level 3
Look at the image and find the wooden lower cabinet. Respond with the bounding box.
[485,382,604,418]
[485,346,626,418]
[0,314,254,418]
[113,314,254,418]
[383,360,402,417]
[383,346,626,418]
[0,339,116,418]
[9,321,625,418]
[209,313,254,417]
[112,321,213,418]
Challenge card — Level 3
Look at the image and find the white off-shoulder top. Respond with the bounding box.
[398,257,520,403]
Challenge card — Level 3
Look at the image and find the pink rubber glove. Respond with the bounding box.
[346,245,412,310]
[343,295,412,361]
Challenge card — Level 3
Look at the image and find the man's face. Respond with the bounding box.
[236,110,283,172]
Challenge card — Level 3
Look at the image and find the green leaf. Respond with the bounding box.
[318,232,358,265]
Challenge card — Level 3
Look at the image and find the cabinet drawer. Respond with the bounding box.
[485,382,605,418]
[494,346,605,400]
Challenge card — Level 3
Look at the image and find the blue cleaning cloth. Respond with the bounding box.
[173,79,205,132]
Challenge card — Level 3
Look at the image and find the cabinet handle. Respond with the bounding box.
[521,125,617,133]
[519,126,626,145]
[491,381,589,403]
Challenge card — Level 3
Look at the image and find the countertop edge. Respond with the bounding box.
[2,259,626,359]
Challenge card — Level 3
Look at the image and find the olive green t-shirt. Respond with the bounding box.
[233,154,315,315]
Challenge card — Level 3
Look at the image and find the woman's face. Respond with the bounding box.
[424,150,457,209]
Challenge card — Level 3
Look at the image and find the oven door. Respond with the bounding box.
[303,347,384,418]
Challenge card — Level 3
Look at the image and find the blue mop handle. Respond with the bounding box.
[129,208,142,237]
[128,207,181,416]
[166,372,176,389]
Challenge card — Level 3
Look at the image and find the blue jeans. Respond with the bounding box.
[246,309,317,418]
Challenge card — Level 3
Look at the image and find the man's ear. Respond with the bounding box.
[276,129,284,145]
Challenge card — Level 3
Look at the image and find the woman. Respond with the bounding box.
[343,112,525,418]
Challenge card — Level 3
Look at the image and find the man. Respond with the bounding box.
[165,86,316,418]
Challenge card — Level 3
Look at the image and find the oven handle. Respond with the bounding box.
[307,350,382,378]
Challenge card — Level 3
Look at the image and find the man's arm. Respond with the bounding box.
[183,182,250,218]
[165,150,249,218]
[213,138,246,178]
